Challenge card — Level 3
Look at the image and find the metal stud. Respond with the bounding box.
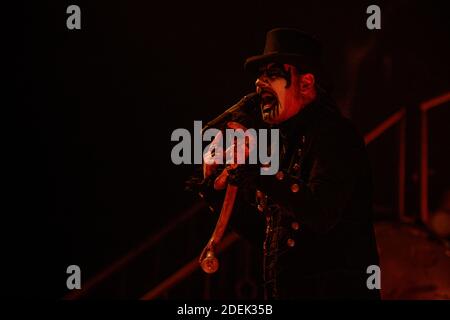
[287,238,295,247]
[256,190,265,198]
[290,183,300,193]
[256,190,267,213]
[276,171,285,181]
[291,221,300,231]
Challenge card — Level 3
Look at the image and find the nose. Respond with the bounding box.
[255,76,269,90]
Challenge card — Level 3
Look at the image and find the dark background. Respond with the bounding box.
[9,0,449,298]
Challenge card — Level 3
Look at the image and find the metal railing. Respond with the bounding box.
[420,92,450,224]
[63,202,206,300]
[364,107,407,219]
[140,233,240,300]
[65,92,449,300]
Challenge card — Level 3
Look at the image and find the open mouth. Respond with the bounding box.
[260,90,278,115]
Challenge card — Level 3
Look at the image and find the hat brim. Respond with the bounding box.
[244,53,311,73]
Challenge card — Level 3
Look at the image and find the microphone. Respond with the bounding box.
[202,93,259,133]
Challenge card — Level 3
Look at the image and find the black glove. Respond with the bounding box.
[226,164,260,188]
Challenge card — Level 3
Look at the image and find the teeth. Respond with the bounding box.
[261,92,277,114]
[263,104,273,112]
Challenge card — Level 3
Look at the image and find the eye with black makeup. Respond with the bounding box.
[258,64,286,78]
[257,63,291,87]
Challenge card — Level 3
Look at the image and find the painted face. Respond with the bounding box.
[255,63,304,124]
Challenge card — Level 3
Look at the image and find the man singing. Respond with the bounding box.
[199,28,380,299]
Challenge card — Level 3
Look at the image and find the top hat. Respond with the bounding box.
[244,28,322,74]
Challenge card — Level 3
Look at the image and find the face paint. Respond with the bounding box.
[257,63,291,88]
[256,63,303,124]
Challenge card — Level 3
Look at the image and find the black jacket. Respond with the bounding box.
[197,90,380,299]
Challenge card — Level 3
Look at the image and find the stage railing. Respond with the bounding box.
[63,202,206,300]
[419,92,450,225]
[65,92,449,300]
[364,107,407,220]
[140,233,240,300]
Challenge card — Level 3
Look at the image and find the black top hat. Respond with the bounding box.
[244,28,322,74]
